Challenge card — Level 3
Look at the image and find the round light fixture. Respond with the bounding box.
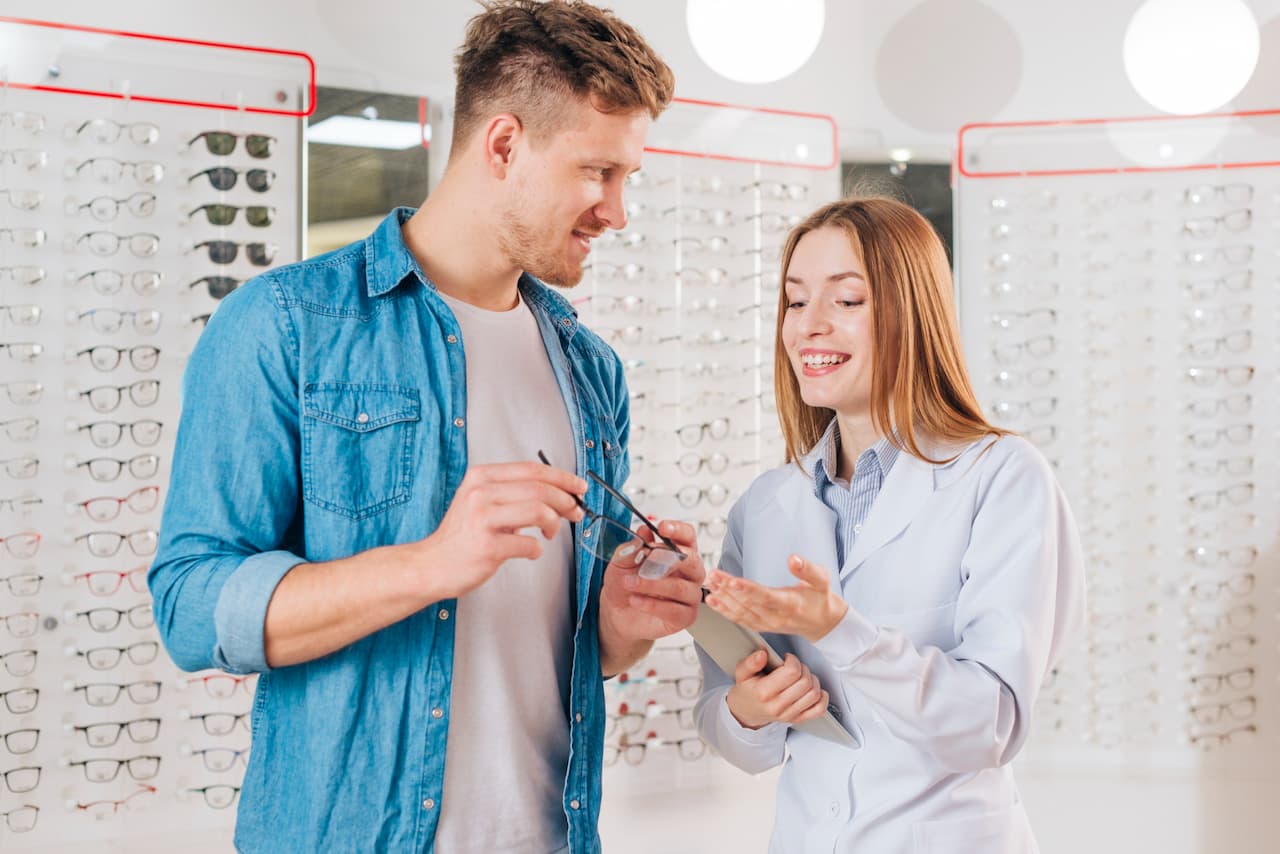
[686,0,825,84]
[1123,0,1260,114]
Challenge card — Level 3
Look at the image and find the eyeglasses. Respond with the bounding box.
[1182,208,1252,238]
[187,785,242,809]
[0,342,41,363]
[675,418,730,447]
[70,717,161,748]
[69,567,149,597]
[1184,303,1252,328]
[72,486,161,522]
[0,189,42,210]
[188,166,276,192]
[77,380,162,412]
[673,235,732,254]
[662,205,733,226]
[180,709,251,736]
[71,191,158,222]
[75,419,164,448]
[188,130,275,158]
[1182,634,1256,659]
[0,304,40,326]
[1182,183,1252,205]
[537,450,686,580]
[1183,331,1251,358]
[75,345,161,373]
[0,494,41,515]
[188,275,246,300]
[745,211,802,233]
[987,249,1059,272]
[1184,365,1254,387]
[0,456,38,480]
[1,765,39,794]
[1184,456,1253,478]
[992,335,1056,363]
[66,755,161,783]
[71,640,160,671]
[674,451,729,476]
[987,280,1059,301]
[177,672,256,699]
[0,111,46,134]
[674,266,730,286]
[1179,245,1252,267]
[0,727,38,755]
[589,261,646,282]
[1185,573,1253,601]
[0,418,38,442]
[71,680,162,707]
[0,612,37,639]
[1188,696,1255,726]
[1185,545,1257,568]
[1184,603,1255,635]
[182,743,251,772]
[675,484,729,508]
[0,573,42,597]
[72,454,162,483]
[69,604,155,633]
[187,203,276,227]
[67,118,161,145]
[992,397,1058,420]
[1185,425,1252,450]
[0,228,45,247]
[73,308,163,335]
[73,269,164,296]
[1187,723,1256,749]
[74,529,159,558]
[74,231,161,258]
[571,294,648,315]
[990,308,1056,330]
[0,804,37,833]
[67,157,164,184]
[596,230,646,251]
[696,517,727,539]
[71,784,155,819]
[744,180,808,201]
[0,686,37,714]
[0,649,36,677]
[0,531,39,559]
[0,266,44,286]
[189,240,277,266]
[1183,394,1251,419]
[0,148,47,171]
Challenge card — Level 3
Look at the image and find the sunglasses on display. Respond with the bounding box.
[187,131,276,158]
[188,275,244,300]
[188,166,276,192]
[189,240,277,266]
[187,203,276,227]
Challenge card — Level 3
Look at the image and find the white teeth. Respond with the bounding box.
[802,353,848,368]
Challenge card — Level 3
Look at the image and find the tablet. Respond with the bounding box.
[687,603,858,749]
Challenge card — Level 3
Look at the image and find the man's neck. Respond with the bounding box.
[402,174,522,311]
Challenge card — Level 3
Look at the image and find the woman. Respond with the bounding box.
[694,197,1084,853]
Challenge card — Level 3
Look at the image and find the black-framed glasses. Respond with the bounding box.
[66,755,160,783]
[188,275,244,300]
[189,240,276,266]
[70,717,161,747]
[187,203,275,227]
[536,450,686,580]
[70,680,161,707]
[0,803,37,833]
[0,727,39,755]
[188,166,275,192]
[187,131,275,158]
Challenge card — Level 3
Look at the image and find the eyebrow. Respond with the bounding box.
[784,271,866,284]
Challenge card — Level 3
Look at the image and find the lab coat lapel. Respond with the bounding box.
[773,461,842,590]
[840,448,937,579]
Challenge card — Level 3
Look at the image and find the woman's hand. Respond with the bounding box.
[705,554,848,644]
[725,650,829,730]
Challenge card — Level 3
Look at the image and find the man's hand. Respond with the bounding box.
[599,519,705,673]
[705,554,848,644]
[725,650,829,730]
[417,461,586,601]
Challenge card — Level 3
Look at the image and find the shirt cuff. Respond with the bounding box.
[717,690,786,745]
[813,606,880,670]
[212,549,305,674]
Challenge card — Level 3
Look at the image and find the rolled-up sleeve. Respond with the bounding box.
[149,277,305,674]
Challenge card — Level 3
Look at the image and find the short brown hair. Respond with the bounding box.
[773,197,1009,466]
[452,0,675,153]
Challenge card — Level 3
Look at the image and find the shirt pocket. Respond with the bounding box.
[301,382,420,519]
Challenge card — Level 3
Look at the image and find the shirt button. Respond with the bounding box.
[423,798,435,810]
[574,713,583,723]
[453,417,465,428]
[853,524,862,534]
[569,799,580,810]
[431,708,443,719]
[438,609,449,620]
[585,439,595,449]
[562,318,572,328]
[446,334,457,344]
[356,413,370,424]
[828,801,839,817]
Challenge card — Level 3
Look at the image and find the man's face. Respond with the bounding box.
[499,99,649,286]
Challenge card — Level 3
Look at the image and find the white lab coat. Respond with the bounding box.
[695,433,1085,854]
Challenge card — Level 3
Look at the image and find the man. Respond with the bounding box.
[150,3,702,851]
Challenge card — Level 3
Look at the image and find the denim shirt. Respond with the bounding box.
[150,207,631,853]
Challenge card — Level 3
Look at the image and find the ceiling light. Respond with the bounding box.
[307,115,427,150]
[686,0,825,84]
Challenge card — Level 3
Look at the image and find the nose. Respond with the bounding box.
[595,180,628,231]
[796,301,833,337]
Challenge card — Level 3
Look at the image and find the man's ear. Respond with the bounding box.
[483,113,523,179]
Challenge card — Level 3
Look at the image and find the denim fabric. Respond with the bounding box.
[150,207,631,853]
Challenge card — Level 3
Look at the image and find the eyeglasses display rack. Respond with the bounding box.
[0,16,308,851]
[954,111,1279,784]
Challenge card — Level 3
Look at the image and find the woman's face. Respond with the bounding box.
[780,225,874,418]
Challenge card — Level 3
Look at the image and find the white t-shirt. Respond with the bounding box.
[434,289,576,854]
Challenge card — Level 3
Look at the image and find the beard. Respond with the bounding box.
[497,181,604,288]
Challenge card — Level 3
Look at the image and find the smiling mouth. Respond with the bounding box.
[800,352,850,370]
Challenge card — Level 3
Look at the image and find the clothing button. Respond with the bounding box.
[853,524,862,534]
[446,334,457,344]
[604,441,611,451]
[569,799,580,810]
[453,417,465,428]
[828,801,839,817]
[585,439,595,449]
[438,609,449,620]
[423,798,435,810]
[356,412,369,424]
[431,708,443,719]
[574,713,583,723]
[561,318,572,328]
